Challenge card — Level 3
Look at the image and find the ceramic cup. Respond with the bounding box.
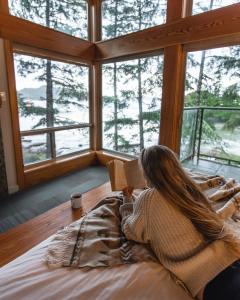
[70,193,82,209]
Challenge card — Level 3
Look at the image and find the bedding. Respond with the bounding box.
[0,236,192,300]
[0,172,240,300]
[46,196,157,269]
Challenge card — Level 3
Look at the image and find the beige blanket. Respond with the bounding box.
[46,196,157,268]
[46,173,240,270]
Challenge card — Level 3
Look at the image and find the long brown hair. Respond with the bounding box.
[140,145,240,256]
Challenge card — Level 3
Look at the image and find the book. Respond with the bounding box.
[107,159,147,191]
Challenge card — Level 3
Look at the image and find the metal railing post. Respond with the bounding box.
[196,107,204,164]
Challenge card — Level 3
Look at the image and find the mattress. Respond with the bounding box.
[0,235,192,300]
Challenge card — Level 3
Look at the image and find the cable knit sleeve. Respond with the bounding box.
[119,189,153,244]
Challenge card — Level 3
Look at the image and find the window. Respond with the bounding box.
[192,0,239,15]
[102,55,163,155]
[102,0,167,40]
[9,0,88,39]
[14,53,90,165]
[180,46,240,166]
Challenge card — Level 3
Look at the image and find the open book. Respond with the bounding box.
[107,159,147,191]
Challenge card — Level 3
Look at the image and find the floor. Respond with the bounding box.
[0,165,109,233]
[183,158,240,181]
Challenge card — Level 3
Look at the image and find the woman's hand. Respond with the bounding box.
[122,187,134,203]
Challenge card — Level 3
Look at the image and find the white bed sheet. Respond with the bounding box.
[0,235,192,300]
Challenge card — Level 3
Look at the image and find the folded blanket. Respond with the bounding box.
[46,196,157,269]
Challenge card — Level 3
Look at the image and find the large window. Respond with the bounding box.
[9,0,88,39]
[102,0,167,40]
[192,0,239,15]
[180,46,240,166]
[102,55,163,155]
[14,53,90,165]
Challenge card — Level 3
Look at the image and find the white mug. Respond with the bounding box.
[71,193,82,209]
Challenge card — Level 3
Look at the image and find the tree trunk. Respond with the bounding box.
[113,0,119,151]
[196,0,214,106]
[45,0,55,158]
[137,59,144,149]
[137,0,144,150]
[113,63,118,151]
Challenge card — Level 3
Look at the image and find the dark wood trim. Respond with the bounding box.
[21,124,92,137]
[89,0,102,42]
[4,40,25,189]
[0,12,95,63]
[184,34,240,52]
[95,4,240,61]
[24,151,97,188]
[13,43,90,66]
[91,63,102,151]
[167,0,185,22]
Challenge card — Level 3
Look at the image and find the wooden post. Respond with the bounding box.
[159,0,190,154]
[90,0,102,151]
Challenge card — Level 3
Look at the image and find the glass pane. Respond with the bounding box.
[14,53,89,131]
[102,0,167,40]
[180,109,198,161]
[102,55,163,155]
[192,0,239,15]
[55,128,90,156]
[22,134,51,165]
[200,109,240,164]
[181,45,240,170]
[9,0,88,39]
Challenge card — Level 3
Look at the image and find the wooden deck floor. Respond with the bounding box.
[0,182,114,267]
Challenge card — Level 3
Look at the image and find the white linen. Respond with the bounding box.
[0,236,192,300]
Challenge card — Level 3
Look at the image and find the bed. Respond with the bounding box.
[0,172,239,300]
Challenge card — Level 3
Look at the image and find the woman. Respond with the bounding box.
[120,145,240,300]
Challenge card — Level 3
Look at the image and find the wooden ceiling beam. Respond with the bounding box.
[0,12,95,64]
[95,3,240,61]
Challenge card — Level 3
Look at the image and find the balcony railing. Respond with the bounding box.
[181,106,240,167]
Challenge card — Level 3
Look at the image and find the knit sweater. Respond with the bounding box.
[120,188,238,298]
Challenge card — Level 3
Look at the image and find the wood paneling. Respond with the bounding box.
[24,151,98,188]
[95,4,240,61]
[0,182,114,267]
[4,40,25,189]
[0,13,95,63]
